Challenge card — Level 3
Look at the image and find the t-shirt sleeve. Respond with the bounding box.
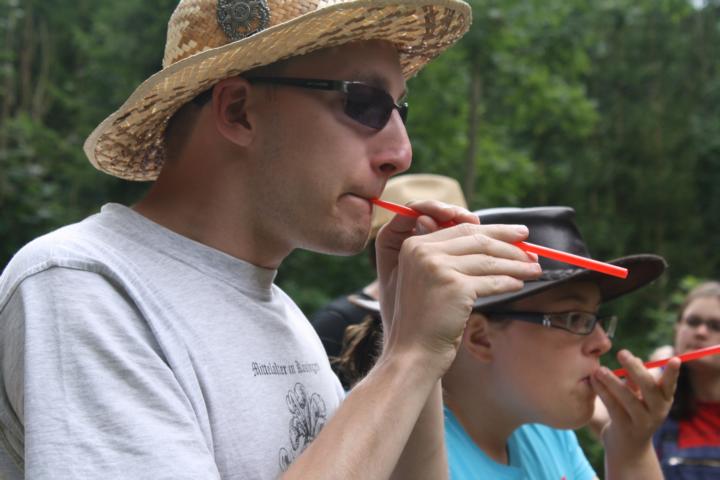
[0,267,221,479]
[563,430,597,480]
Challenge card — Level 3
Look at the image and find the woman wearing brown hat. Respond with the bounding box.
[337,206,679,479]
[443,206,679,479]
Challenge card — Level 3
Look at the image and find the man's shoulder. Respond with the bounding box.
[3,211,108,274]
[0,208,131,302]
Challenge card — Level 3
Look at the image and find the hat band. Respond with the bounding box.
[217,0,271,42]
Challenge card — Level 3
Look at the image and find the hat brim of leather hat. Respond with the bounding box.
[473,253,667,310]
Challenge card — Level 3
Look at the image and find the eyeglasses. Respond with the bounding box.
[682,315,720,333]
[246,77,408,130]
[486,311,618,339]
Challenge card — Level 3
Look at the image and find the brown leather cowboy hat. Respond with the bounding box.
[472,206,667,310]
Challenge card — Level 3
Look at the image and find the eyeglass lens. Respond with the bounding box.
[344,83,408,129]
[557,312,615,337]
[684,315,720,332]
[489,311,615,338]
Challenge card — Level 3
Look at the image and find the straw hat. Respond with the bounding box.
[371,173,467,238]
[83,0,472,181]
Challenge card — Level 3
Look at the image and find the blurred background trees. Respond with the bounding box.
[2,0,719,473]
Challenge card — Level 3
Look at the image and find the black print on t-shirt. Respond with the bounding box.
[251,360,321,377]
[278,383,327,472]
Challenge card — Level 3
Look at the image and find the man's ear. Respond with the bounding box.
[462,313,495,363]
[211,76,255,147]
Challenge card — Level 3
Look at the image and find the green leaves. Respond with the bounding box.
[1,0,720,474]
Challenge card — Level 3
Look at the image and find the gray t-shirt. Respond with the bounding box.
[0,204,344,479]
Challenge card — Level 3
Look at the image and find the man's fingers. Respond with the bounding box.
[417,222,529,245]
[451,254,542,280]
[377,200,478,239]
[410,225,535,266]
[406,200,480,227]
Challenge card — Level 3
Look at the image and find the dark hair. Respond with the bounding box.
[669,280,720,420]
[331,238,381,387]
[334,313,383,388]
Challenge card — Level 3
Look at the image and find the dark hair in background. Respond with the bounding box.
[335,285,512,388]
[334,313,383,388]
[669,280,720,420]
[331,238,381,387]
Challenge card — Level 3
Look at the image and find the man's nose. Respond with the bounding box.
[370,111,412,176]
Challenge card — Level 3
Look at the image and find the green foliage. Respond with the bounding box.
[0,0,169,266]
[2,0,720,474]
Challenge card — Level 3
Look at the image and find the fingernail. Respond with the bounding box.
[515,225,529,235]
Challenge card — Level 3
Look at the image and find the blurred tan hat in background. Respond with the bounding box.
[371,173,467,239]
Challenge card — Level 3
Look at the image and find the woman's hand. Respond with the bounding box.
[590,349,680,479]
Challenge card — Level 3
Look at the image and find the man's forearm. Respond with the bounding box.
[391,381,447,480]
[282,350,444,480]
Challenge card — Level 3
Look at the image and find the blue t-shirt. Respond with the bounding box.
[445,407,596,480]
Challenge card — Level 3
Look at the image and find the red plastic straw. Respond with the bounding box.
[371,198,628,279]
[514,242,627,279]
[613,344,720,378]
[371,198,455,227]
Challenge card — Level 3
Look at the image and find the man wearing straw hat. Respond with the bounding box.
[0,1,544,479]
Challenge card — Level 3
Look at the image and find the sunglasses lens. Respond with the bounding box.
[344,84,403,130]
[398,103,409,123]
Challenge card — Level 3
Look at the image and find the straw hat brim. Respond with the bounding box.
[84,0,472,181]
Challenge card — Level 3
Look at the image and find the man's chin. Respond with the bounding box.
[303,231,369,256]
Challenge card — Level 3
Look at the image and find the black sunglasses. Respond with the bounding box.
[246,77,408,130]
[486,311,618,339]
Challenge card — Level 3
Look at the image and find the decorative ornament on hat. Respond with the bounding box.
[217,0,271,41]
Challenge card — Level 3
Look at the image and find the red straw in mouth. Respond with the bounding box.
[370,198,628,279]
[612,344,720,378]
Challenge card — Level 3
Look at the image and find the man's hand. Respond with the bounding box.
[374,200,542,376]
